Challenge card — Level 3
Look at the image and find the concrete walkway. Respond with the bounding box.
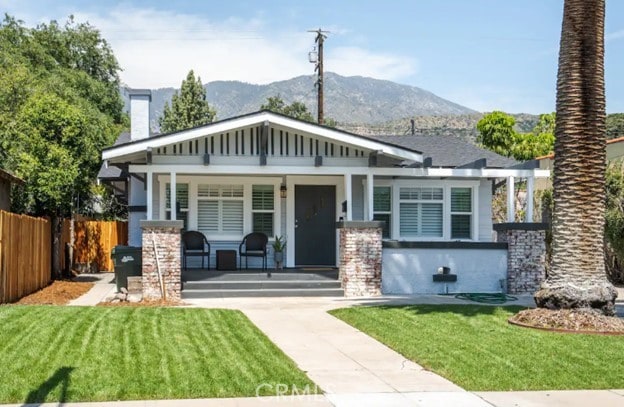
[68,273,116,306]
[61,284,624,406]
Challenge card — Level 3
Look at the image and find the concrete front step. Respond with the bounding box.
[183,271,339,282]
[184,280,341,290]
[181,287,345,298]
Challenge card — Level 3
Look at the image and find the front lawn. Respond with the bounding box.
[330,305,624,391]
[0,306,316,403]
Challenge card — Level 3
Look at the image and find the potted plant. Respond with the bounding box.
[272,235,286,269]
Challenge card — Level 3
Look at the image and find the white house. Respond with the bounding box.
[100,90,549,297]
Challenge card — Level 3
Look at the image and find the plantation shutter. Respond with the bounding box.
[252,185,274,210]
[373,187,391,212]
[399,203,419,236]
[421,203,443,237]
[222,201,244,233]
[165,183,189,209]
[252,185,274,236]
[451,188,472,239]
[197,200,219,232]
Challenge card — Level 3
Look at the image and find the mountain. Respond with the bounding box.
[340,113,542,141]
[123,72,477,131]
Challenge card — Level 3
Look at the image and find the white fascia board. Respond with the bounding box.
[268,115,423,162]
[103,113,273,160]
[130,164,358,176]
[103,111,423,162]
[371,167,550,178]
[129,164,550,179]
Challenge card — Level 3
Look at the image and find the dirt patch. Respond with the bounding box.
[97,299,184,307]
[16,280,94,305]
[509,308,624,334]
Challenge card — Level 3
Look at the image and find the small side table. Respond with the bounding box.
[216,250,237,271]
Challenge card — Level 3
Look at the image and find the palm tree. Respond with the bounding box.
[534,0,617,315]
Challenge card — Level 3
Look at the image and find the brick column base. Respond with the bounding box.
[494,223,547,294]
[141,220,183,301]
[337,221,383,297]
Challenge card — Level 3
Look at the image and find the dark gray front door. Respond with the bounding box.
[295,185,336,266]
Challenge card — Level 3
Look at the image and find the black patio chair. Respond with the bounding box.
[239,232,268,270]
[182,231,210,270]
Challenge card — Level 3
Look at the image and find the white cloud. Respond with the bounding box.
[70,6,313,88]
[3,4,417,89]
[326,46,418,81]
[606,29,624,42]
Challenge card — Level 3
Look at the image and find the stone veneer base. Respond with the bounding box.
[496,223,547,294]
[338,223,382,297]
[141,220,183,301]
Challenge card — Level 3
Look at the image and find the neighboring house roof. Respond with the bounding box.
[373,134,517,168]
[536,136,624,161]
[0,168,25,185]
[97,163,128,180]
[98,131,132,180]
[102,110,423,163]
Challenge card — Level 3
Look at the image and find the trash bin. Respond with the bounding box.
[111,246,142,292]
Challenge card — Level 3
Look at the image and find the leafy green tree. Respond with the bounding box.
[0,15,125,278]
[607,113,624,139]
[477,111,555,160]
[512,114,555,160]
[476,111,518,157]
[159,70,216,133]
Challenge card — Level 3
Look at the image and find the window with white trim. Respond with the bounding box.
[252,185,275,236]
[197,184,244,236]
[399,187,443,238]
[373,186,391,238]
[165,183,189,229]
[450,187,472,239]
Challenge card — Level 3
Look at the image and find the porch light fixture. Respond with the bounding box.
[280,185,287,199]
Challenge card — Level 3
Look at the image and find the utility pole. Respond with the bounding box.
[308,28,328,125]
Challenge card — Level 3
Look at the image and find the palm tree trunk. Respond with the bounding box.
[534,0,617,315]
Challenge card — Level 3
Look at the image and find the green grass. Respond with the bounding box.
[329,305,624,391]
[0,306,317,403]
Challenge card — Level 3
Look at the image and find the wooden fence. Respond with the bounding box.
[0,210,51,303]
[61,220,128,272]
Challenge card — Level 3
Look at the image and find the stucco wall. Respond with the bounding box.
[382,246,508,294]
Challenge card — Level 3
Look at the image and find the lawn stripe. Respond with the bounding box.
[0,306,316,403]
[330,305,624,391]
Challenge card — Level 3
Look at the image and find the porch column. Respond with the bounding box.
[146,169,153,220]
[344,174,353,221]
[507,176,515,222]
[170,171,176,221]
[337,221,383,297]
[526,176,534,222]
[366,173,374,221]
[141,220,183,300]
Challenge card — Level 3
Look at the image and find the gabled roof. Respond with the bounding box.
[0,168,25,185]
[102,110,423,163]
[372,134,516,168]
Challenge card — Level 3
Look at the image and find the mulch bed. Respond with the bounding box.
[509,308,624,335]
[16,280,94,305]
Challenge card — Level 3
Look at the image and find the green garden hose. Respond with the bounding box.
[454,293,518,304]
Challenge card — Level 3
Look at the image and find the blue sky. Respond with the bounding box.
[2,0,623,114]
